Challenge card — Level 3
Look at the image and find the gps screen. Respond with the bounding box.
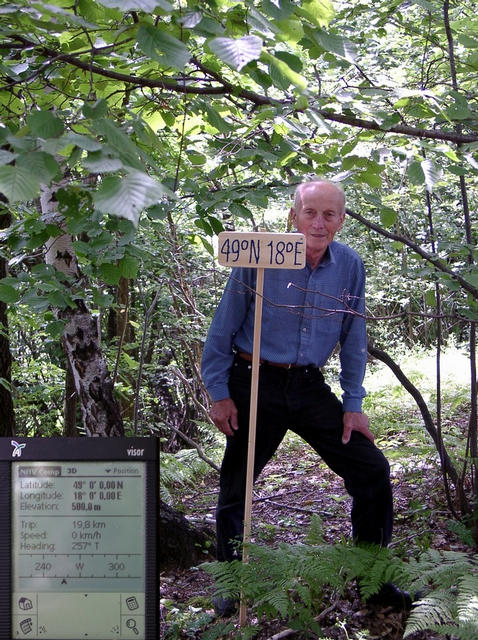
[11,461,146,639]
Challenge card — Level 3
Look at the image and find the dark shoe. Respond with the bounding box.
[212,595,237,617]
[365,582,412,610]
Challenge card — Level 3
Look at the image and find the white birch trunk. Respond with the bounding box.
[41,185,124,436]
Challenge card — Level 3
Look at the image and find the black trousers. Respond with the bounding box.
[216,356,393,561]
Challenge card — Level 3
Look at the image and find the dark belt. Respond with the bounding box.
[238,351,302,370]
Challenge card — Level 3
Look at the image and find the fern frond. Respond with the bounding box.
[404,589,456,637]
[203,535,478,640]
[457,574,478,626]
[431,622,478,640]
[201,559,242,599]
[297,543,348,593]
[257,588,290,618]
[406,549,477,592]
[305,513,325,545]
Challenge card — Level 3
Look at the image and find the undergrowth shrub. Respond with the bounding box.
[160,449,210,504]
[201,515,478,639]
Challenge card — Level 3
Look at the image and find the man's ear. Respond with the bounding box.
[288,207,296,231]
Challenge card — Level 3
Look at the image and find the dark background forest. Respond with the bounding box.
[1,0,478,637]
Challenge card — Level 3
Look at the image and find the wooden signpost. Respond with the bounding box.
[217,231,306,625]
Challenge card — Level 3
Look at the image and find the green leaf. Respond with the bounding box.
[99,262,121,285]
[356,170,382,188]
[82,99,108,119]
[0,165,40,202]
[199,236,214,257]
[136,24,190,70]
[92,119,143,171]
[230,202,253,220]
[47,290,73,309]
[187,152,207,165]
[202,104,231,133]
[44,319,66,339]
[20,290,50,312]
[458,34,478,48]
[262,0,295,21]
[380,207,397,228]
[16,152,60,183]
[297,0,335,28]
[121,352,139,370]
[146,203,169,220]
[0,282,20,303]
[421,159,442,193]
[262,51,307,91]
[177,11,202,29]
[425,290,436,307]
[0,150,17,165]
[92,288,115,307]
[408,161,424,186]
[96,0,172,10]
[208,35,262,71]
[445,92,474,121]
[312,29,357,64]
[274,51,303,72]
[27,110,64,138]
[83,151,123,173]
[275,18,304,44]
[64,133,102,151]
[118,255,140,279]
[93,170,171,225]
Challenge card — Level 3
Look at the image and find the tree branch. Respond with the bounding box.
[367,343,460,491]
[346,208,478,300]
[6,35,478,144]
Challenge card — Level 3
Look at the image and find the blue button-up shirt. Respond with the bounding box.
[201,240,367,412]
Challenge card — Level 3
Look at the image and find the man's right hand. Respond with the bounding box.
[209,398,238,436]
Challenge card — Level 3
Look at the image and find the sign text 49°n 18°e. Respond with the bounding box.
[217,232,306,269]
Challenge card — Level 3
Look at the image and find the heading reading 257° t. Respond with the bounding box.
[218,232,306,269]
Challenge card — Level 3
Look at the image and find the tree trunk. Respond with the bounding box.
[116,276,135,421]
[61,302,124,436]
[160,499,216,570]
[41,185,124,437]
[0,207,15,436]
[63,358,79,436]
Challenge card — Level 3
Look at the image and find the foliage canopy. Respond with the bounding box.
[1,0,477,520]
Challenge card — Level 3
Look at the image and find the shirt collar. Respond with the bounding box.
[309,242,337,271]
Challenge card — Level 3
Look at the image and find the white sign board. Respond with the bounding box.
[217,232,306,269]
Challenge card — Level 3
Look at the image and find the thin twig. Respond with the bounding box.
[133,287,161,434]
[170,366,211,423]
[167,423,220,472]
[267,596,341,640]
[266,500,320,516]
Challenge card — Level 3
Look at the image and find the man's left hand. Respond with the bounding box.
[342,411,374,444]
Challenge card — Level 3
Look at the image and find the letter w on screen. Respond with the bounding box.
[218,232,306,269]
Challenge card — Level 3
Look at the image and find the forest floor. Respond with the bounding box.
[160,436,471,640]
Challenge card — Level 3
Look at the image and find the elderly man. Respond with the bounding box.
[201,180,410,615]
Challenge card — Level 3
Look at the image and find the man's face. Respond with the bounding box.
[291,183,345,263]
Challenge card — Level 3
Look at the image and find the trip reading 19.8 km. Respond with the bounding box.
[11,461,146,639]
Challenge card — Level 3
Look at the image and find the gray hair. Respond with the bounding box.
[293,180,346,213]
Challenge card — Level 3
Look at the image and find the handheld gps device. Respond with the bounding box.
[0,437,158,639]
